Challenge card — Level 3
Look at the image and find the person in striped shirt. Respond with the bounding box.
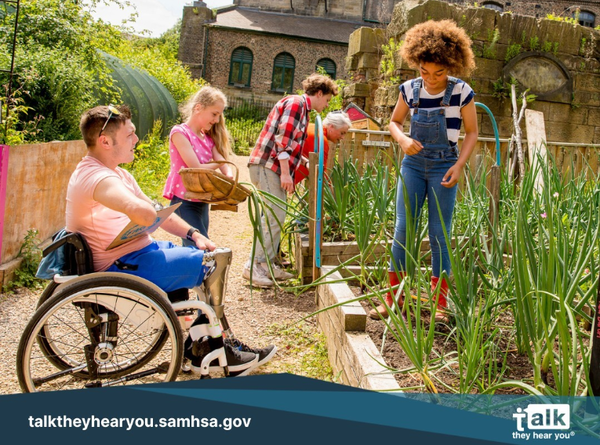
[244,73,338,288]
[369,20,478,323]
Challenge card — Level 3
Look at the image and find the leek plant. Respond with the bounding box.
[505,152,599,396]
[437,166,510,394]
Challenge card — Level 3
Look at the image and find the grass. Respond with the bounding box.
[264,322,335,381]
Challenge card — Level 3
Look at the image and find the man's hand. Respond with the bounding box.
[191,231,216,251]
[280,172,294,193]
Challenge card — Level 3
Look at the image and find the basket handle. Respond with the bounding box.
[211,160,240,201]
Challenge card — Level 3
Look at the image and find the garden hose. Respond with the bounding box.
[475,102,501,166]
[314,115,325,268]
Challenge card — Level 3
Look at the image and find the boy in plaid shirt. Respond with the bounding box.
[244,73,338,287]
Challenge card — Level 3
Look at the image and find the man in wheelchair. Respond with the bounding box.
[61,104,274,378]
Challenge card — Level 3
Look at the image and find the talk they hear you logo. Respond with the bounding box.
[513,404,570,432]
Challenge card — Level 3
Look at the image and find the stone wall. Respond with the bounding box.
[234,0,365,21]
[233,0,600,25]
[503,1,600,22]
[203,27,348,100]
[344,0,600,144]
[178,6,215,79]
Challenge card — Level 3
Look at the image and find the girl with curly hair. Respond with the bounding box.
[369,20,478,323]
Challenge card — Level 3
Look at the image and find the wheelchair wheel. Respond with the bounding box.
[37,280,60,308]
[17,274,183,392]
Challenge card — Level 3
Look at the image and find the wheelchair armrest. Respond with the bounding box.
[42,232,87,257]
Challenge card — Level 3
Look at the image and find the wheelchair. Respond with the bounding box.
[16,232,237,393]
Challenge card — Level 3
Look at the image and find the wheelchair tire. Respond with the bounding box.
[36,281,60,308]
[17,275,183,392]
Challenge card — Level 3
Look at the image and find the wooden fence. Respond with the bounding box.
[333,129,600,180]
[0,141,85,285]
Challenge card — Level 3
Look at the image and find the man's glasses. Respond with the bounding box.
[99,105,121,137]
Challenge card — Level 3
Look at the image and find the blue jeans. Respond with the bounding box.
[170,196,210,245]
[390,147,458,277]
[106,240,207,292]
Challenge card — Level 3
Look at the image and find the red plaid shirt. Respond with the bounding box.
[248,94,311,181]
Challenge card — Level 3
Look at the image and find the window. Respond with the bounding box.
[271,52,295,92]
[577,11,596,27]
[481,2,504,12]
[228,47,253,87]
[316,58,336,79]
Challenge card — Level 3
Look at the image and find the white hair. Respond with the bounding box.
[323,111,351,129]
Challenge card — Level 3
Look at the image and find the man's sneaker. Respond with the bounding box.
[226,338,277,377]
[207,342,258,375]
[259,263,294,281]
[185,335,258,375]
[226,337,277,367]
[242,264,274,288]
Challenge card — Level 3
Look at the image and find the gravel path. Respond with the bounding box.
[0,154,319,394]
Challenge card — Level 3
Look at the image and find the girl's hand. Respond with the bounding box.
[441,163,464,188]
[400,137,423,156]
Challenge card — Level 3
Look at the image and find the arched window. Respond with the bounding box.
[228,47,253,87]
[481,2,504,12]
[271,52,295,93]
[316,58,337,79]
[577,10,596,27]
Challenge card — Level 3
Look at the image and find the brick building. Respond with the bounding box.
[178,0,599,100]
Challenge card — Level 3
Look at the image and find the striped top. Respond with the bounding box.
[399,78,475,145]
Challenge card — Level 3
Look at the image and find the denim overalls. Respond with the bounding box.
[390,77,460,278]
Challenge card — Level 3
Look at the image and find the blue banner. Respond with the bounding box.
[2,374,598,444]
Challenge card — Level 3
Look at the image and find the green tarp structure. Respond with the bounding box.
[101,52,179,139]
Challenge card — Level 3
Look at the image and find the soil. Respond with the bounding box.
[356,287,536,394]
[0,154,319,394]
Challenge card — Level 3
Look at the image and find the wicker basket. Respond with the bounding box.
[179,161,251,208]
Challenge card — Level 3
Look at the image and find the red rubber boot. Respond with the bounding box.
[369,271,405,320]
[431,276,450,323]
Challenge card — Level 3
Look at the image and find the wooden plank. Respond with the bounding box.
[525,109,547,193]
[353,132,367,175]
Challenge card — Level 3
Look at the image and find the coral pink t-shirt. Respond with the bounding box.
[163,123,215,201]
[66,156,152,272]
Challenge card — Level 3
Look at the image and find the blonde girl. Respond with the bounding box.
[163,85,233,244]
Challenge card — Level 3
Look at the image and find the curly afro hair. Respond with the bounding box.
[400,19,476,78]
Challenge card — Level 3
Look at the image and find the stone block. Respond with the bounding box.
[538,19,582,56]
[344,83,370,98]
[348,27,385,56]
[358,52,380,70]
[386,85,399,107]
[595,127,600,145]
[345,54,359,71]
[573,73,600,92]
[573,91,600,108]
[481,115,514,140]
[546,122,595,144]
[462,6,498,42]
[473,58,506,82]
[588,108,600,127]
[529,102,588,126]
[499,14,538,46]
[475,94,512,121]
